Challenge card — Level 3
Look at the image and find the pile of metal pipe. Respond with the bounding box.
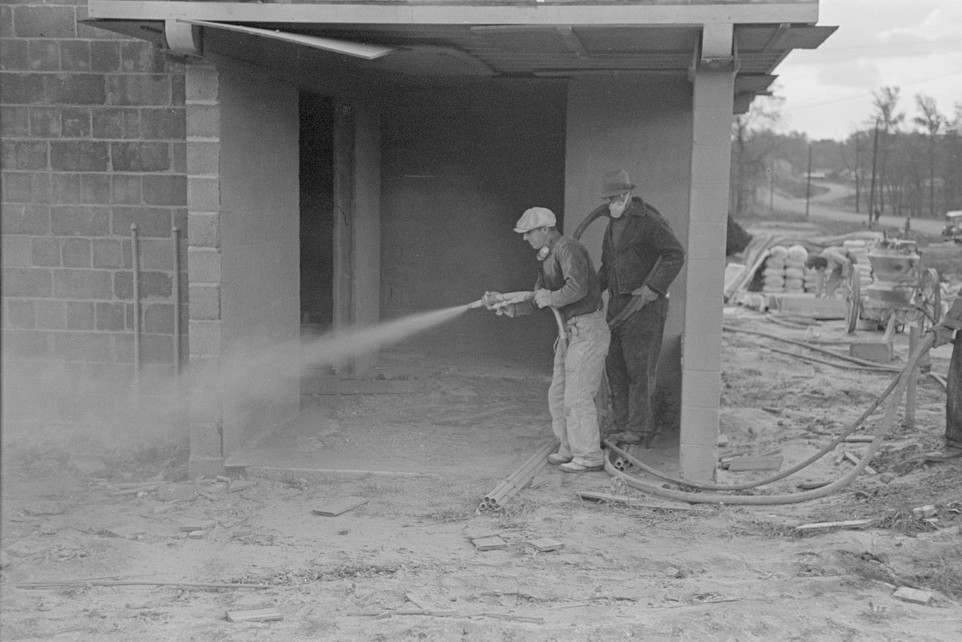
[478,440,554,513]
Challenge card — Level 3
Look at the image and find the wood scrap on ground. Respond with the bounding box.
[226,608,283,623]
[19,579,270,590]
[842,451,877,475]
[311,497,369,517]
[796,480,832,490]
[480,612,544,623]
[350,609,457,618]
[794,519,873,533]
[726,455,783,472]
[842,435,875,443]
[892,587,933,604]
[578,491,694,511]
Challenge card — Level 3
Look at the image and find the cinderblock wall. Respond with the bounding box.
[1,1,187,442]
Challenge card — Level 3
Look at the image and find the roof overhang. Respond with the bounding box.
[86,1,835,112]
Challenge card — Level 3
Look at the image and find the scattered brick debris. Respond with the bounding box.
[892,587,932,605]
[229,480,256,493]
[525,537,563,552]
[471,536,507,551]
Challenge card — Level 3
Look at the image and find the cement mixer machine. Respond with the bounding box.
[845,237,942,334]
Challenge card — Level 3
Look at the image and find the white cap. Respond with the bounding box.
[514,207,557,233]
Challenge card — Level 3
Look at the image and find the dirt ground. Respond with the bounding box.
[3,216,962,641]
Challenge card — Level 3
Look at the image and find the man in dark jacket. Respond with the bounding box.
[597,170,686,448]
[926,293,962,462]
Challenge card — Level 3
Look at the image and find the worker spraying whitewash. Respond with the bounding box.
[483,207,610,473]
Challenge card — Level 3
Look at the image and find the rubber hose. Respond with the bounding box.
[571,204,608,241]
[603,360,902,492]
[605,327,907,492]
[724,324,901,371]
[551,307,566,346]
[603,334,933,505]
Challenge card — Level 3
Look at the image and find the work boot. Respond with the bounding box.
[559,460,604,473]
[547,451,573,466]
[924,446,962,463]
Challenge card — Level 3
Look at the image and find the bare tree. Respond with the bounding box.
[914,94,945,218]
[730,95,783,216]
[841,128,869,217]
[871,86,904,216]
[944,102,962,212]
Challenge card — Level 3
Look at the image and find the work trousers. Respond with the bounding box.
[606,295,668,439]
[946,331,962,449]
[548,310,610,466]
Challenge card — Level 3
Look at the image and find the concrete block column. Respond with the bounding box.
[185,62,224,477]
[680,26,735,482]
[350,102,382,376]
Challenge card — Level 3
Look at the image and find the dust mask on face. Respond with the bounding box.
[608,195,629,219]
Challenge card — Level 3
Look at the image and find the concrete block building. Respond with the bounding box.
[1,1,833,479]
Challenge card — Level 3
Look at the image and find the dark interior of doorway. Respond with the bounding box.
[299,92,334,330]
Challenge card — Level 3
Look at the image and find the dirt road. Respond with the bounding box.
[770,183,945,238]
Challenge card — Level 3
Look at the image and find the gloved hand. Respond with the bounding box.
[930,323,956,348]
[482,291,504,310]
[629,284,659,307]
[533,289,553,309]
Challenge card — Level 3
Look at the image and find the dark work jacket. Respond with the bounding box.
[943,295,962,330]
[598,197,685,296]
[525,233,603,322]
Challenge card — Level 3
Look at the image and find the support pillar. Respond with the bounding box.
[680,24,735,481]
[351,103,382,375]
[185,62,225,478]
[332,101,382,377]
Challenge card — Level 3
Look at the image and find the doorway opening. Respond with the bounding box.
[299,92,335,331]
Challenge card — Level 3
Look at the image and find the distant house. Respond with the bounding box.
[1,1,834,480]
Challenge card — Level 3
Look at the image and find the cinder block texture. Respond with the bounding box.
[1,1,188,437]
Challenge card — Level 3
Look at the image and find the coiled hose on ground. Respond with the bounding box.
[602,334,935,505]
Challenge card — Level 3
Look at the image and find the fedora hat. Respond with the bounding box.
[600,169,635,198]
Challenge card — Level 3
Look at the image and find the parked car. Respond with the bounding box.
[943,210,962,243]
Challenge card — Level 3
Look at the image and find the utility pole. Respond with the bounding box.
[869,121,879,226]
[805,144,812,219]
[769,158,775,214]
[854,135,860,215]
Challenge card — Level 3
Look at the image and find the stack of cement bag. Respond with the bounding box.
[762,244,810,294]
[761,245,789,293]
[784,245,808,294]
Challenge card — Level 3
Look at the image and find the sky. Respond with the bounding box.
[771,0,962,141]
